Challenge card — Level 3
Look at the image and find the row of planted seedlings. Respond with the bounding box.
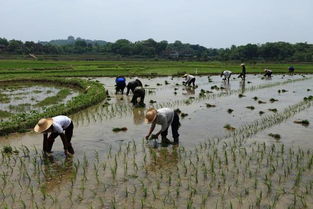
[72,76,312,127]
[0,77,106,135]
[1,130,313,208]
[1,96,313,208]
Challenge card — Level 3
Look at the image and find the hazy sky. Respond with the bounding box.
[0,0,312,48]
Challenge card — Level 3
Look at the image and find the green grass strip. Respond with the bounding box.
[0,110,12,118]
[35,89,71,107]
[0,78,106,135]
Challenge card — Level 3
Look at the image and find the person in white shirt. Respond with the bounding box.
[145,108,180,145]
[220,70,232,82]
[264,69,272,78]
[34,115,74,156]
[183,74,196,87]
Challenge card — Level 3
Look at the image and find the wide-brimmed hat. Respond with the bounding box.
[145,108,157,123]
[183,74,188,77]
[34,118,53,133]
[240,63,245,66]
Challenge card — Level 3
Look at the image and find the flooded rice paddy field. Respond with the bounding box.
[0,74,313,209]
[1,74,313,155]
[0,83,78,120]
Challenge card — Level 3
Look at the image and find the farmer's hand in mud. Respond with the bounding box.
[151,134,159,139]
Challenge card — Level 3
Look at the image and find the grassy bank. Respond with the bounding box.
[0,78,106,135]
[0,60,312,78]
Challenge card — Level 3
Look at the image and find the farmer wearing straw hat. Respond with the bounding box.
[264,68,272,78]
[238,63,246,80]
[183,74,196,87]
[145,108,180,145]
[34,115,74,156]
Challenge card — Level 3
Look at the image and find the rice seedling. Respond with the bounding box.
[268,133,281,140]
[2,145,13,154]
[224,124,236,131]
[227,108,233,113]
[293,120,309,126]
[269,98,279,103]
[149,100,157,104]
[246,106,255,110]
[112,127,128,132]
[206,103,216,108]
[258,100,266,104]
[268,108,278,113]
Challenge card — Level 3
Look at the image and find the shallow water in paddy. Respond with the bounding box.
[0,74,312,158]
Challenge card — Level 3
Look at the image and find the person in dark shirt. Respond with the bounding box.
[264,69,272,78]
[238,63,246,80]
[131,86,145,107]
[126,79,143,95]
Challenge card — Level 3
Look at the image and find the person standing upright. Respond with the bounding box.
[238,63,246,80]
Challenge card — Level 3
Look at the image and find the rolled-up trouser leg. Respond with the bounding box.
[44,133,58,153]
[171,112,180,143]
[191,78,196,86]
[161,128,169,140]
[131,95,138,105]
[64,122,74,154]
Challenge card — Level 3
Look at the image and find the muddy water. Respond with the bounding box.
[252,105,313,148]
[0,75,312,158]
[0,83,78,113]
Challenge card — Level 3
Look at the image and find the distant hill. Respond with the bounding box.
[39,36,108,46]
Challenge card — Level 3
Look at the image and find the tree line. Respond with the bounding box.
[0,36,312,62]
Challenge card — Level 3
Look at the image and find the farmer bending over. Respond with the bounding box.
[183,74,196,87]
[131,86,145,107]
[238,63,246,80]
[264,69,272,78]
[221,70,232,82]
[115,76,126,94]
[126,79,143,95]
[34,115,74,156]
[145,108,180,145]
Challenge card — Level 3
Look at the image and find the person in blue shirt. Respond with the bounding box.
[115,76,126,94]
[288,66,295,73]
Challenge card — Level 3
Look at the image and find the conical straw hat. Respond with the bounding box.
[145,108,157,123]
[34,118,53,133]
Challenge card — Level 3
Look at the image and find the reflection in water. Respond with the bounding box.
[183,86,195,95]
[239,80,246,94]
[132,108,145,125]
[221,80,231,93]
[42,154,74,191]
[146,146,179,172]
